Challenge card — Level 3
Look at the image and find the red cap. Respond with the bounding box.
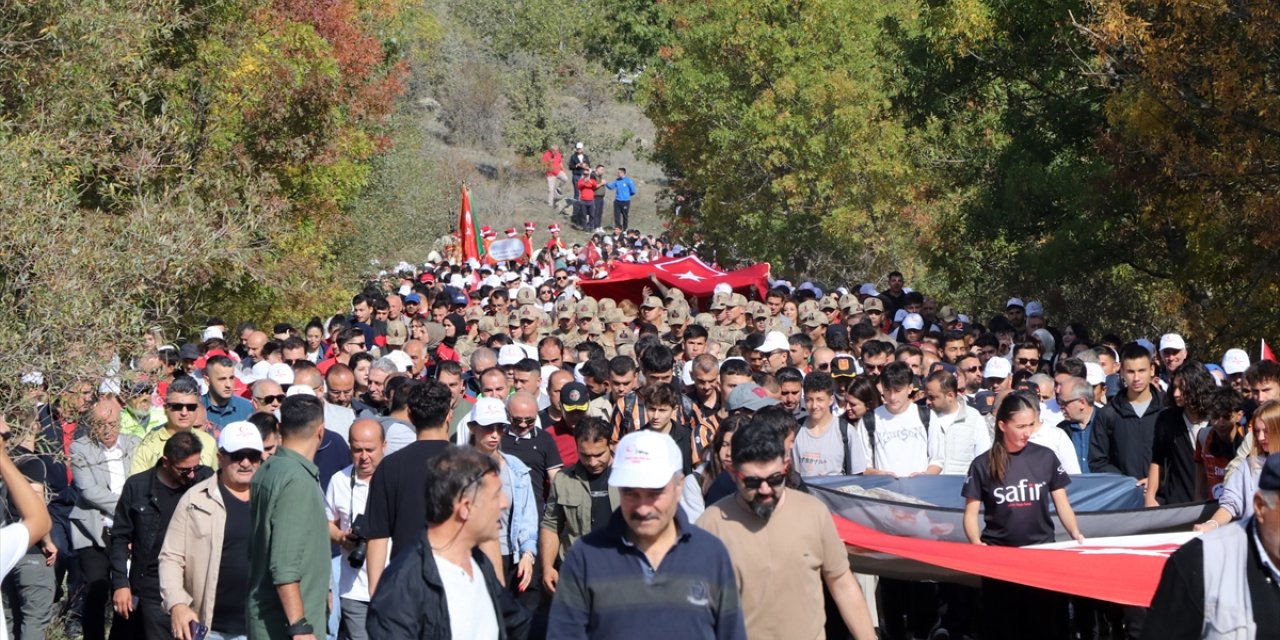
[524,222,536,232]
[548,224,561,233]
[505,228,517,238]
[419,272,435,283]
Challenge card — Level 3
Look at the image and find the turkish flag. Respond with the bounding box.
[459,185,482,262]
[577,255,771,305]
[1263,339,1277,363]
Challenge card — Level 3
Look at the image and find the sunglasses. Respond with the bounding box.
[511,416,537,427]
[224,450,263,464]
[817,363,831,370]
[255,394,285,404]
[171,463,200,477]
[961,366,982,373]
[167,402,199,413]
[740,472,787,490]
[475,422,509,432]
[1016,358,1039,366]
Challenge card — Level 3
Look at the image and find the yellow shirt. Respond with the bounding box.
[129,425,219,475]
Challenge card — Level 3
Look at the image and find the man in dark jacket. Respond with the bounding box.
[367,447,530,639]
[1090,343,1165,480]
[108,431,211,639]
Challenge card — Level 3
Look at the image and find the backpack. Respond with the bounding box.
[860,404,932,471]
[616,392,697,439]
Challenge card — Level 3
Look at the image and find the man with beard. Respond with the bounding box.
[698,414,876,640]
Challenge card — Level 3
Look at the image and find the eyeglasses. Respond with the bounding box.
[255,394,285,405]
[511,416,537,427]
[224,450,263,464]
[1016,358,1039,366]
[171,463,200,477]
[863,365,885,374]
[961,366,981,373]
[739,472,787,490]
[556,276,568,281]
[167,402,199,413]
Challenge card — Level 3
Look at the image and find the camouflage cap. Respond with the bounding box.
[801,309,827,328]
[598,297,618,313]
[517,305,539,321]
[641,295,664,309]
[820,294,840,311]
[515,287,537,305]
[554,298,574,318]
[694,312,716,329]
[729,293,748,308]
[746,301,768,318]
[710,293,730,311]
[839,293,862,314]
[667,307,688,326]
[615,328,637,344]
[798,300,820,316]
[604,308,627,325]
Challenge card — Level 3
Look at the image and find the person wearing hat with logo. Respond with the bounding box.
[464,398,539,597]
[699,418,877,640]
[539,416,619,595]
[547,381,592,466]
[755,331,791,374]
[159,421,265,640]
[1143,453,1280,639]
[1004,297,1027,333]
[547,430,747,639]
[1223,348,1252,395]
[1158,333,1188,388]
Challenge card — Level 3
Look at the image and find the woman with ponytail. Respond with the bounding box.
[961,391,1085,639]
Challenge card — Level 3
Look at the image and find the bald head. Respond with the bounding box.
[507,391,539,435]
[293,369,323,393]
[89,399,122,447]
[325,365,356,407]
[349,418,384,443]
[246,331,269,359]
[403,340,427,375]
[471,347,497,373]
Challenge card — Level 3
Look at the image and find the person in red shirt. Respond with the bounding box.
[545,224,566,254]
[542,145,568,208]
[575,173,598,231]
[521,222,536,261]
[1195,386,1246,499]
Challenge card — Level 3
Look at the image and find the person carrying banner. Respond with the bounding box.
[962,392,1085,640]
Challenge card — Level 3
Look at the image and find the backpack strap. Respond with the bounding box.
[838,417,851,475]
[918,403,931,435]
[862,411,878,469]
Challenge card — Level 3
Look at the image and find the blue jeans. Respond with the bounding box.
[328,555,342,640]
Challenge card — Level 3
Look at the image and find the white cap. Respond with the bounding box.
[859,283,879,297]
[1006,297,1025,310]
[1159,333,1187,352]
[681,360,695,386]
[1222,348,1251,375]
[1085,362,1106,386]
[1026,300,1044,317]
[713,282,732,295]
[893,309,907,323]
[609,430,684,489]
[285,385,315,397]
[267,362,295,386]
[386,350,414,373]
[202,326,224,341]
[498,344,526,366]
[467,397,508,427]
[246,360,272,383]
[98,379,121,395]
[575,142,584,149]
[398,284,412,296]
[218,421,264,453]
[902,313,925,332]
[957,314,971,325]
[20,371,43,386]
[1136,338,1156,355]
[984,357,1012,379]
[426,250,443,263]
[755,331,790,353]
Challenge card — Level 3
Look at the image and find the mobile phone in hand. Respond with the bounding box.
[190,621,209,640]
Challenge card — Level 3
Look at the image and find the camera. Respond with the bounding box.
[347,514,368,569]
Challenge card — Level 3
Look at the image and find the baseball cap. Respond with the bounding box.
[1084,362,1106,386]
[801,310,826,328]
[755,331,789,354]
[983,357,1012,380]
[385,350,413,373]
[179,343,202,361]
[831,355,857,379]
[666,307,688,326]
[938,306,959,324]
[609,431,685,489]
[449,289,468,306]
[201,326,224,342]
[468,397,508,428]
[1159,333,1187,352]
[862,297,884,313]
[1026,300,1045,318]
[403,293,422,304]
[218,421,264,453]
[560,382,590,412]
[729,293,748,308]
[839,293,862,314]
[820,295,839,311]
[1222,348,1251,376]
[859,283,879,297]
[710,293,729,311]
[726,382,780,412]
[641,296,663,309]
[1006,297,1025,310]
[1136,338,1156,355]
[498,344,525,366]
[1259,454,1280,491]
[902,313,925,332]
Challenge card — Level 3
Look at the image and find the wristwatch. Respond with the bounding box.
[285,617,314,637]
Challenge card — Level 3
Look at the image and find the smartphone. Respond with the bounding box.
[190,621,209,640]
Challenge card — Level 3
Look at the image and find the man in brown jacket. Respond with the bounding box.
[159,421,265,639]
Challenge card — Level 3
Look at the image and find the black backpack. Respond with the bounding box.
[860,404,932,470]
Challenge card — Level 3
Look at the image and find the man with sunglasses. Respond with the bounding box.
[159,422,265,640]
[131,376,219,475]
[109,431,213,639]
[251,379,285,415]
[698,417,876,640]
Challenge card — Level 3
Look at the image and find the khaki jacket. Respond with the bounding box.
[540,464,619,561]
[158,475,229,623]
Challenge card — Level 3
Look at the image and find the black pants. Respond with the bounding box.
[879,578,937,640]
[591,197,604,230]
[78,546,112,640]
[613,200,630,230]
[572,200,589,228]
[979,578,1068,640]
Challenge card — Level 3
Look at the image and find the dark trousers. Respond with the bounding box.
[613,200,630,230]
[879,578,937,640]
[980,578,1068,640]
[108,582,169,640]
[503,554,545,640]
[78,546,112,640]
[591,197,604,230]
[572,200,588,228]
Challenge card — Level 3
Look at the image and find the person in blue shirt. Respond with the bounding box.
[605,168,637,231]
[201,355,253,430]
[1055,376,1097,473]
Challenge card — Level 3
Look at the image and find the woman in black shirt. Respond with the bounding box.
[962,392,1085,640]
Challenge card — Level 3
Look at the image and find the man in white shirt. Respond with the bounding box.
[863,362,938,477]
[325,419,387,640]
[921,370,991,475]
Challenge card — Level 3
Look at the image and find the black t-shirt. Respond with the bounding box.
[586,470,611,531]
[154,479,187,522]
[364,439,451,559]
[501,430,563,512]
[961,443,1070,547]
[213,482,251,634]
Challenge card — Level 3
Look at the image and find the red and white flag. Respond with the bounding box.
[1263,339,1277,363]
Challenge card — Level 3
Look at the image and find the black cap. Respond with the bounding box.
[179,343,202,361]
[560,382,590,412]
[830,355,858,379]
[1260,454,1280,491]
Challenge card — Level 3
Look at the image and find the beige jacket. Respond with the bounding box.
[158,475,228,623]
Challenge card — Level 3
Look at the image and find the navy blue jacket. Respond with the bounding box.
[548,509,747,640]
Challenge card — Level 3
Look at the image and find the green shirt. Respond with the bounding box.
[247,446,329,639]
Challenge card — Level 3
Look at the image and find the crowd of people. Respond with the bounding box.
[1,236,1278,640]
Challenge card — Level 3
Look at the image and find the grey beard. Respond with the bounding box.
[750,499,776,520]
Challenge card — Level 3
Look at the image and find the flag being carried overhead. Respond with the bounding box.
[458,185,483,262]
[1263,339,1277,363]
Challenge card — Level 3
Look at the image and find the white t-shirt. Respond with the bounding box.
[434,552,499,640]
[324,466,387,602]
[866,405,937,476]
[103,444,127,528]
[0,522,31,640]
[1029,423,1083,476]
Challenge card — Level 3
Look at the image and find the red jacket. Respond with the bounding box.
[578,177,598,201]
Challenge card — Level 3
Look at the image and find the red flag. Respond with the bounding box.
[458,185,483,262]
[1263,339,1277,362]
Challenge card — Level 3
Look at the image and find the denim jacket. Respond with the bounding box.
[500,454,538,558]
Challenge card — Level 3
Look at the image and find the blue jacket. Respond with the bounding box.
[547,509,747,640]
[606,177,637,202]
[500,453,538,558]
